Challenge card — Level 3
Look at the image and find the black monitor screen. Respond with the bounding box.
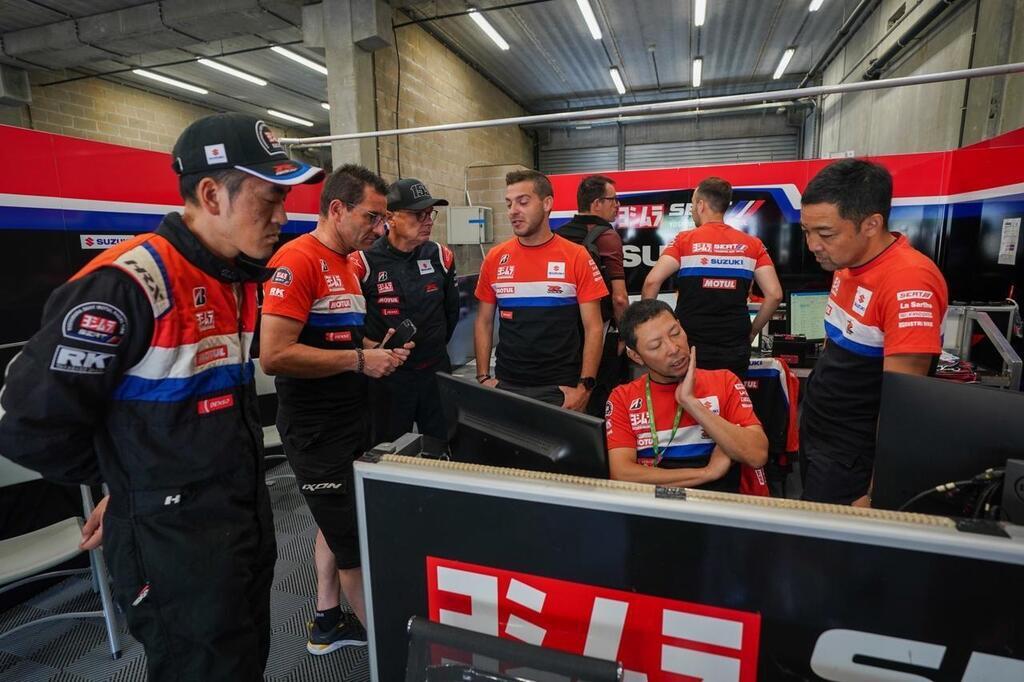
[873,372,1024,514]
[437,374,608,479]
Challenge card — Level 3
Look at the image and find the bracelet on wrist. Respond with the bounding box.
[476,374,491,383]
[355,348,365,374]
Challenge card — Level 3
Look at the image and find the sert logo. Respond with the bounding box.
[427,557,760,681]
[897,289,934,301]
[80,234,132,250]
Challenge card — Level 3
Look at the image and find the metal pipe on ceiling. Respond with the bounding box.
[280,61,1024,147]
[520,101,808,130]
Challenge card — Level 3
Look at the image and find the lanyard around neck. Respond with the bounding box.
[645,376,684,467]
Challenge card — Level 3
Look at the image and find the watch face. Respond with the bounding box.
[581,377,596,390]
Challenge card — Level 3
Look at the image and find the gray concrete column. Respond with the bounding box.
[307,0,390,170]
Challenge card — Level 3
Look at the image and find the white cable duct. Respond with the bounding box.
[280,61,1024,147]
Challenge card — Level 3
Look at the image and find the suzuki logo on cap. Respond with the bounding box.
[255,120,285,156]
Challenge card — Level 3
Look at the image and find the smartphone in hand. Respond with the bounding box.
[382,319,417,349]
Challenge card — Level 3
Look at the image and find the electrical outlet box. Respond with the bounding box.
[447,206,492,245]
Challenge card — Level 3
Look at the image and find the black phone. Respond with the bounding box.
[383,319,417,349]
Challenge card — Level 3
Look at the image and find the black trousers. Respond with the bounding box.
[694,342,751,378]
[495,380,565,407]
[799,446,874,505]
[103,482,276,682]
[377,358,452,442]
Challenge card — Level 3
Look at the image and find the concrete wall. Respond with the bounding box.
[817,0,1024,156]
[373,10,534,274]
[0,72,309,155]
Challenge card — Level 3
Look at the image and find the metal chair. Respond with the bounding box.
[0,456,121,659]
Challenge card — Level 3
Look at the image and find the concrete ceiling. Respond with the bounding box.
[0,0,860,137]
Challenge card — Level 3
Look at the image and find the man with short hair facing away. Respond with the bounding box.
[0,113,325,680]
[259,165,412,654]
[350,178,459,442]
[605,299,768,492]
[642,177,783,377]
[474,170,608,409]
[799,159,947,506]
[556,174,630,416]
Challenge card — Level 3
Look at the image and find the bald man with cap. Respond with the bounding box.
[0,112,324,681]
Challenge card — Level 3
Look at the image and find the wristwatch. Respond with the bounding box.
[578,376,596,391]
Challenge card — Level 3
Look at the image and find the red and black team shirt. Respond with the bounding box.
[801,234,948,465]
[263,234,367,422]
[475,234,608,387]
[662,222,773,348]
[605,369,762,493]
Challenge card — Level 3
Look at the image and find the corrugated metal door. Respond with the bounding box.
[624,134,798,169]
[538,146,618,175]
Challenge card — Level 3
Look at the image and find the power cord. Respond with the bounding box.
[898,468,1004,513]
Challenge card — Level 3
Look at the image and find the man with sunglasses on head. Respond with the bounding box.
[259,164,412,656]
[557,174,629,416]
[351,178,459,442]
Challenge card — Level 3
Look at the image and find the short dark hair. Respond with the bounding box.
[179,168,248,205]
[506,169,553,199]
[319,163,389,216]
[620,299,676,350]
[694,176,732,214]
[802,159,892,229]
[577,174,614,213]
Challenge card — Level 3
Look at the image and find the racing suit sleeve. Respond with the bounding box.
[0,269,153,485]
[441,245,460,343]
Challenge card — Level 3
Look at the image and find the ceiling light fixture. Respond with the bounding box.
[774,48,795,80]
[809,0,825,11]
[609,67,626,95]
[197,58,267,86]
[131,69,208,94]
[694,0,707,27]
[468,8,510,50]
[576,0,602,40]
[321,102,330,110]
[270,46,328,75]
[267,109,315,127]
[692,57,703,88]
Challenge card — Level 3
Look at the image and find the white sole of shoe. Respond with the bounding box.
[306,638,368,656]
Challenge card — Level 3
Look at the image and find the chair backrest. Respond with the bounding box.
[0,454,41,488]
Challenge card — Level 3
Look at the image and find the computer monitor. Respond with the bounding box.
[787,290,829,340]
[437,374,609,479]
[873,372,1024,515]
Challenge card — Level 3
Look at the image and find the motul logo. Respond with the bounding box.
[427,557,760,680]
[702,277,737,290]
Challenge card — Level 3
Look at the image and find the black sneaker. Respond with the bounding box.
[306,614,367,655]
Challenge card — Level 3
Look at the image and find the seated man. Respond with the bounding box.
[605,299,768,492]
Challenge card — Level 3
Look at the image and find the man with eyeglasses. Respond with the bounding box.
[260,164,412,656]
[557,174,629,416]
[350,178,459,442]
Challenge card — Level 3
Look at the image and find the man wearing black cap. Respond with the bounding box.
[0,113,324,680]
[351,178,459,442]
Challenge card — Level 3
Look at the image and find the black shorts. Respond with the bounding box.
[799,447,873,505]
[278,410,369,570]
[495,380,564,407]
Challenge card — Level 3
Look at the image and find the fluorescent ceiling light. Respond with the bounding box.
[692,57,703,88]
[809,0,825,11]
[576,0,602,40]
[267,109,314,127]
[468,8,510,50]
[270,46,328,75]
[694,0,707,27]
[773,48,795,80]
[197,58,267,86]
[132,69,208,95]
[609,67,626,95]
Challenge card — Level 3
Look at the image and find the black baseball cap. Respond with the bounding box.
[387,178,449,211]
[171,112,325,186]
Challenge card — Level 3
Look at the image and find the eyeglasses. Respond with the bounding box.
[398,208,438,223]
[597,196,620,204]
[345,202,387,228]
